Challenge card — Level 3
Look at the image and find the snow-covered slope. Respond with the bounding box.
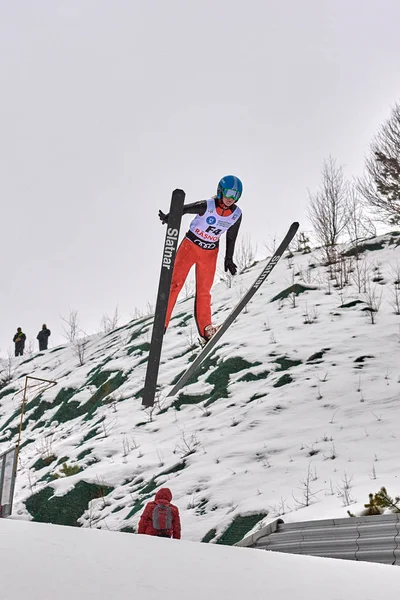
[1,518,398,600]
[1,232,400,542]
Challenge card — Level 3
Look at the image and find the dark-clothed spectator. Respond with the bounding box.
[138,487,181,539]
[13,328,26,357]
[37,324,51,351]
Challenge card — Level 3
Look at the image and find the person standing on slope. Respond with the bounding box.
[138,488,181,539]
[13,327,26,357]
[159,175,243,344]
[37,324,51,351]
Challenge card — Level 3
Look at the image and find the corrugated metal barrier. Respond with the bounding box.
[235,514,400,565]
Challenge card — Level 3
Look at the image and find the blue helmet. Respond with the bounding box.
[217,175,243,203]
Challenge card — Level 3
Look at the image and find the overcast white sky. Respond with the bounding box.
[1,0,400,355]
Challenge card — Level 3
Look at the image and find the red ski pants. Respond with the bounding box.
[165,237,218,337]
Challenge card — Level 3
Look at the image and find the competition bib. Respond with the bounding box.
[187,199,241,250]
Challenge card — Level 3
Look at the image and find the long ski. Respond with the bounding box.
[142,189,185,407]
[167,221,299,397]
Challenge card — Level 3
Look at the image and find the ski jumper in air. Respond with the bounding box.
[159,175,243,342]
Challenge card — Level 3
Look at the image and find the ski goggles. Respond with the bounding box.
[221,188,241,201]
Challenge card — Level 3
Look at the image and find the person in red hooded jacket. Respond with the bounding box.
[138,488,181,539]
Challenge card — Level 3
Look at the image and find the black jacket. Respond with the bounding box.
[37,328,51,343]
[13,332,26,346]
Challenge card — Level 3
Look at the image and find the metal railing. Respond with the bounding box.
[235,514,400,565]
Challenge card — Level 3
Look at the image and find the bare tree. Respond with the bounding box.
[61,309,79,343]
[100,305,120,334]
[263,233,277,256]
[296,231,311,254]
[363,280,383,325]
[345,184,376,245]
[60,308,90,365]
[219,268,233,289]
[26,339,35,358]
[308,157,348,263]
[292,463,321,507]
[389,263,400,315]
[73,336,89,366]
[358,102,400,225]
[145,302,155,316]
[350,256,368,293]
[235,234,257,273]
[0,349,16,389]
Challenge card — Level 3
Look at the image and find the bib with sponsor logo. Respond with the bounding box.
[186,199,242,250]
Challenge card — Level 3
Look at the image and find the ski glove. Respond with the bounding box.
[224,257,237,276]
[158,210,169,225]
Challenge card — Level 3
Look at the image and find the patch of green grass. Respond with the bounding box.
[32,455,57,470]
[0,387,18,400]
[19,438,34,451]
[20,354,42,365]
[132,315,153,327]
[52,373,127,424]
[172,393,209,410]
[202,528,217,543]
[28,398,59,428]
[238,370,269,382]
[83,371,128,421]
[120,526,136,533]
[171,369,187,385]
[173,356,255,409]
[52,400,80,424]
[39,472,60,483]
[25,480,113,526]
[172,345,198,362]
[1,391,47,439]
[87,356,113,377]
[343,241,385,256]
[127,342,151,356]
[341,300,365,308]
[160,461,186,475]
[80,424,102,445]
[247,393,267,403]
[177,314,192,327]
[274,356,302,371]
[307,351,325,363]
[87,368,113,388]
[0,405,21,435]
[141,478,158,495]
[270,283,316,303]
[129,326,150,343]
[44,388,77,424]
[76,448,93,461]
[216,513,268,546]
[354,355,375,363]
[273,373,293,387]
[204,357,255,406]
[170,312,187,321]
[125,496,149,519]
